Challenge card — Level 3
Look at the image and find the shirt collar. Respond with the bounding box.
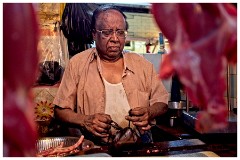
[89,48,97,62]
[91,48,135,74]
[122,50,135,74]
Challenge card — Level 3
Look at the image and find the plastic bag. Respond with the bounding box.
[35,21,68,86]
[61,3,98,56]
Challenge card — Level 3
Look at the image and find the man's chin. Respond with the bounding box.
[107,51,122,57]
[108,50,120,54]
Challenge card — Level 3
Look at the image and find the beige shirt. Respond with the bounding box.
[53,48,169,116]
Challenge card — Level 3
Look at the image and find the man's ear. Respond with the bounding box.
[92,32,96,41]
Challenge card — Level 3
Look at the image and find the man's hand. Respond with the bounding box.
[125,107,151,131]
[83,113,112,138]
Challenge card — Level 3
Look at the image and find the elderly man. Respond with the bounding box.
[53,4,169,145]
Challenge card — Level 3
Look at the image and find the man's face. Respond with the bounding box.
[93,9,127,61]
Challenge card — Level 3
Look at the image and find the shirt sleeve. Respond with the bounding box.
[149,64,169,106]
[53,61,77,110]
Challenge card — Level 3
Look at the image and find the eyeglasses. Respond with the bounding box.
[95,29,128,38]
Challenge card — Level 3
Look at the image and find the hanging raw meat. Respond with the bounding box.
[151,3,237,132]
[3,3,39,156]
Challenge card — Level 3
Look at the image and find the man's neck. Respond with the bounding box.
[99,53,123,63]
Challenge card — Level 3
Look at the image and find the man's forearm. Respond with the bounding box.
[54,106,86,128]
[148,102,168,120]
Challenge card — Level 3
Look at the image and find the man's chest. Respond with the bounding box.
[101,61,124,84]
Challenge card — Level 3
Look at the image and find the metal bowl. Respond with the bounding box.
[36,136,94,153]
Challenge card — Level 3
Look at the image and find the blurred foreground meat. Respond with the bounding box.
[3,4,39,156]
[151,4,237,132]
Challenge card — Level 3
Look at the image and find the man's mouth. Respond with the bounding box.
[108,46,120,51]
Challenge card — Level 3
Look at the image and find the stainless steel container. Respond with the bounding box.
[168,101,186,109]
[168,101,186,127]
[36,136,94,153]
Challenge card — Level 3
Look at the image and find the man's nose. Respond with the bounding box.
[110,31,119,41]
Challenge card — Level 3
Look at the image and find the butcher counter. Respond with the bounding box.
[32,86,237,157]
[35,113,237,157]
[80,111,237,157]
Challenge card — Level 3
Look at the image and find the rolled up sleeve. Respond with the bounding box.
[53,61,77,110]
[149,65,169,106]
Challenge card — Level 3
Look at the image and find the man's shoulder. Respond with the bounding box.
[124,51,151,65]
[70,48,95,62]
[124,51,144,60]
[66,48,96,75]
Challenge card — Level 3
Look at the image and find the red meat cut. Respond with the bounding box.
[3,3,39,156]
[151,3,237,132]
